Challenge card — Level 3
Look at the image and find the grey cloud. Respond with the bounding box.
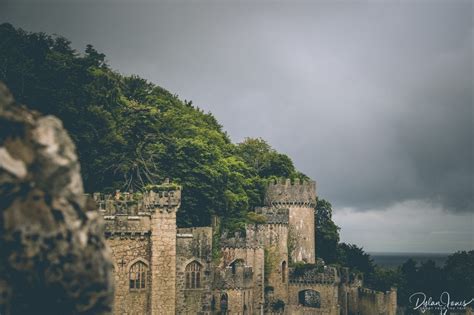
[334,200,473,253]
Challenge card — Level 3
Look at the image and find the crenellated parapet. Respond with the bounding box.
[264,178,316,206]
[254,207,289,224]
[90,181,181,240]
[357,287,398,315]
[358,287,396,296]
[89,185,181,216]
[289,265,339,285]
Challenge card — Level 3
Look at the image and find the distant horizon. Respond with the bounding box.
[368,251,458,255]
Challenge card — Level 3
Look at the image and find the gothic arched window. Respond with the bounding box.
[185,261,202,289]
[129,261,148,290]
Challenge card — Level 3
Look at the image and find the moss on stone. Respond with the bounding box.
[144,183,180,192]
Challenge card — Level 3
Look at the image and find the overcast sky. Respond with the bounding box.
[1,0,472,253]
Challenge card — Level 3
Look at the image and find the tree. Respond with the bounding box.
[0,24,306,230]
[315,198,340,263]
[444,250,474,301]
[235,138,297,178]
[368,267,401,292]
[337,243,375,275]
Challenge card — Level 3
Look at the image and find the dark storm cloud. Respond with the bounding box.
[1,0,472,214]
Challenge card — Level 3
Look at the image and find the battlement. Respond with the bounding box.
[89,184,181,215]
[254,207,289,224]
[357,286,397,315]
[264,178,316,206]
[359,287,397,296]
[289,265,339,285]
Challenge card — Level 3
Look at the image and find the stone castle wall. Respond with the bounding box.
[264,179,317,206]
[98,187,180,315]
[247,219,290,306]
[211,288,254,315]
[264,179,316,264]
[287,283,339,315]
[150,207,178,315]
[92,189,181,215]
[221,246,265,313]
[94,177,397,315]
[176,227,213,315]
[103,215,151,235]
[288,205,316,263]
[107,236,151,315]
[357,287,397,315]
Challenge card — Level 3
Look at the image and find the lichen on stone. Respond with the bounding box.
[0,82,114,315]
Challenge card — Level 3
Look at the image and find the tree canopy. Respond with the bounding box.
[0,23,305,228]
[315,198,340,263]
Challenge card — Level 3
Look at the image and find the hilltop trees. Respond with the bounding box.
[0,23,303,228]
[443,251,474,301]
[314,198,340,263]
[235,138,298,178]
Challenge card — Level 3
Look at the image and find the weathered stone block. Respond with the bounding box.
[0,83,114,314]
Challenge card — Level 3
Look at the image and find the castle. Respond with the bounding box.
[93,178,397,315]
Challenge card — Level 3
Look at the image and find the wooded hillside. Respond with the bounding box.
[0,23,306,227]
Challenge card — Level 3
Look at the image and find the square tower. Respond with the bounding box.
[264,179,317,263]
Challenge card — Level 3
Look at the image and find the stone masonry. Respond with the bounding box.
[265,179,317,263]
[94,187,180,315]
[98,178,396,315]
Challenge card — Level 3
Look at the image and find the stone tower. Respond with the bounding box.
[264,179,316,263]
[147,187,180,315]
[251,207,290,305]
[96,182,181,315]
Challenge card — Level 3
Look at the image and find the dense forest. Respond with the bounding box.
[1,24,472,309]
[0,23,305,229]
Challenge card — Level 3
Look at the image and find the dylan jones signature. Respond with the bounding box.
[409,292,474,315]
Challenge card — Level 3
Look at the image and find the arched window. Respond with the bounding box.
[129,261,148,290]
[298,290,321,308]
[185,261,202,289]
[281,261,287,283]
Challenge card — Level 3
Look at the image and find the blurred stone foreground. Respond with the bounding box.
[0,83,114,314]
